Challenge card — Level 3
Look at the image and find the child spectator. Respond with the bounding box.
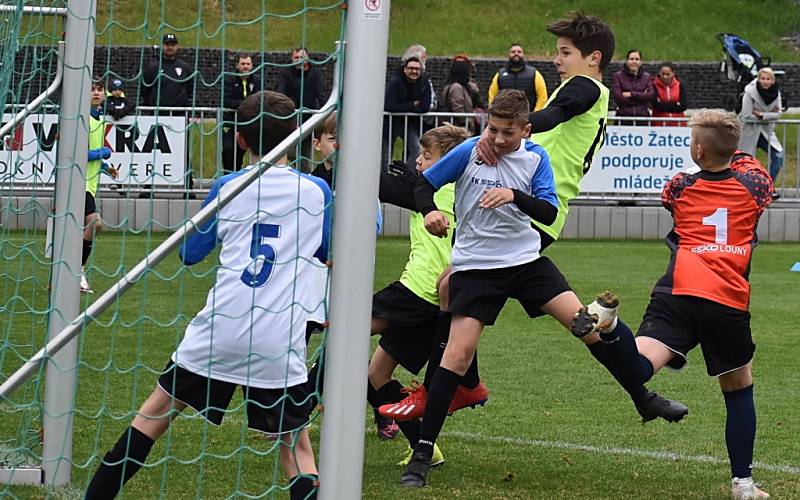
[105,79,135,121]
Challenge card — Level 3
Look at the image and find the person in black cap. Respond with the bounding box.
[140,33,194,109]
[106,79,135,121]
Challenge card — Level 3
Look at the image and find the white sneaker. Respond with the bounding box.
[80,271,93,295]
[732,477,770,499]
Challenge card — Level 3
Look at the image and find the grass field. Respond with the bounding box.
[0,233,798,499]
[17,1,800,62]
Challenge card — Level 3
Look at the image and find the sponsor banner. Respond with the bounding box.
[0,114,187,186]
[581,125,694,193]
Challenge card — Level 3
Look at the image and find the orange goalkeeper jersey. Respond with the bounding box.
[653,152,773,311]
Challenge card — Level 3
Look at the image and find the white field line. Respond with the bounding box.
[440,430,800,475]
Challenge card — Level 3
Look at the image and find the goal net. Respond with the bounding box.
[0,1,351,497]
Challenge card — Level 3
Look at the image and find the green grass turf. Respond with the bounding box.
[15,1,800,62]
[0,234,799,498]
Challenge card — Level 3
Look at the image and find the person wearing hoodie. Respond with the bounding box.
[612,49,654,125]
[381,56,433,168]
[651,62,687,127]
[738,67,784,182]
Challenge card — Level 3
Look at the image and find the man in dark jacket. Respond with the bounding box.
[275,48,326,113]
[275,47,326,170]
[381,56,432,168]
[140,33,194,109]
[221,53,260,173]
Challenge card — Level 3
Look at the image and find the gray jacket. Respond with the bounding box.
[738,79,783,154]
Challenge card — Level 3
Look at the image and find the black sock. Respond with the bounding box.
[423,313,451,390]
[723,385,756,479]
[289,474,318,500]
[85,426,155,500]
[586,342,653,403]
[416,367,461,458]
[366,381,382,409]
[461,353,479,389]
[81,239,93,267]
[373,379,419,446]
[597,319,652,403]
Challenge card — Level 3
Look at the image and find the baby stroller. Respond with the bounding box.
[716,33,785,111]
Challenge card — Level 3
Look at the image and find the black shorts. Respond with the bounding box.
[372,281,440,374]
[85,192,97,217]
[157,361,312,434]
[636,293,754,377]
[448,257,572,326]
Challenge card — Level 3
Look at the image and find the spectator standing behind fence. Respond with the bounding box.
[275,48,326,113]
[651,62,687,127]
[140,33,194,108]
[487,43,548,111]
[402,44,439,116]
[440,56,483,131]
[276,48,326,170]
[382,56,433,167]
[105,79,135,121]
[738,67,784,183]
[222,53,261,173]
[612,49,654,125]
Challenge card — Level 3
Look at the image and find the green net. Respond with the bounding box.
[0,1,346,497]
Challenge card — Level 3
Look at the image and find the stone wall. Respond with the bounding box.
[9,45,800,111]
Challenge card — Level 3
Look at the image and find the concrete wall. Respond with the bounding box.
[10,45,800,111]
[3,197,798,242]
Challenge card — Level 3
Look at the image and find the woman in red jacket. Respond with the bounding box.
[651,62,687,126]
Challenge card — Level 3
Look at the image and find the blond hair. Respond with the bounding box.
[757,67,775,79]
[420,124,471,157]
[690,110,741,163]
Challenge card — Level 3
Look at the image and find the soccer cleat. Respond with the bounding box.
[448,381,489,415]
[731,477,770,499]
[398,443,445,468]
[400,451,431,487]
[571,291,619,338]
[80,271,93,295]
[375,414,400,441]
[636,391,689,423]
[379,382,427,421]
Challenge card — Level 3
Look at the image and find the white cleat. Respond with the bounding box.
[571,291,619,338]
[732,477,770,499]
[80,271,93,295]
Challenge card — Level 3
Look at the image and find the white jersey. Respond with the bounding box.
[175,165,332,389]
[423,136,557,272]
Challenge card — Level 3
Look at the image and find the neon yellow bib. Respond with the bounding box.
[532,76,609,239]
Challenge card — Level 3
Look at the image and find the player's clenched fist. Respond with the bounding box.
[424,211,449,237]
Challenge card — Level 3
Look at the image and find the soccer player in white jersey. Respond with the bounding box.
[85,91,330,500]
[398,90,590,488]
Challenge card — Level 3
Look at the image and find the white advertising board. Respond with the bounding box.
[0,114,187,186]
[580,125,694,193]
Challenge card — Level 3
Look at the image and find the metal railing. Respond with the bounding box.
[382,111,799,203]
[5,108,796,202]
